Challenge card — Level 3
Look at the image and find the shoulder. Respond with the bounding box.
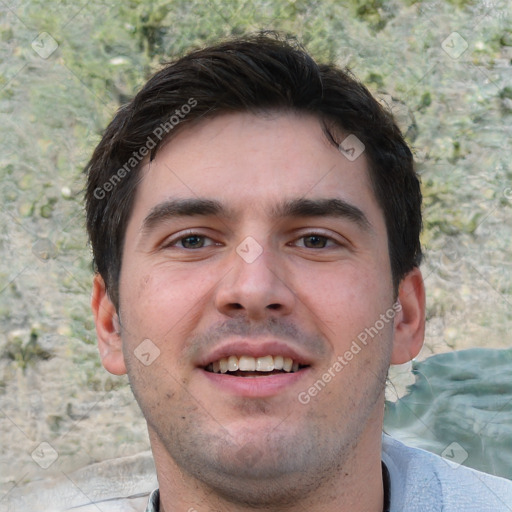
[2,451,157,512]
[382,435,512,511]
[66,489,158,512]
[63,494,151,512]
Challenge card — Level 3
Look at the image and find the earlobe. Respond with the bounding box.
[91,274,128,375]
[391,267,426,365]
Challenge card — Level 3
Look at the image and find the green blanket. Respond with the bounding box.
[384,348,512,479]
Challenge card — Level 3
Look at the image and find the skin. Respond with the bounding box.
[92,112,425,512]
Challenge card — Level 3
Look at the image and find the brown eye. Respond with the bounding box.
[302,235,329,248]
[180,235,207,248]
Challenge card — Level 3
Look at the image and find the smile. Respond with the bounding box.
[204,355,308,376]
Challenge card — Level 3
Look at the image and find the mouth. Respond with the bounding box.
[203,355,310,377]
[197,341,314,397]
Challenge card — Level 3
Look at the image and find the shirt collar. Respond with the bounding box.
[145,488,160,512]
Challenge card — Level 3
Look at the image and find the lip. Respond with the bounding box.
[198,366,312,398]
[196,339,313,368]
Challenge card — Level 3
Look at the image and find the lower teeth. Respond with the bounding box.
[204,368,301,375]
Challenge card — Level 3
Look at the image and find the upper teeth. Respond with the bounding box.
[208,355,300,374]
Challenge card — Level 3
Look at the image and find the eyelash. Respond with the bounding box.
[290,233,339,249]
[163,231,219,249]
[163,230,342,250]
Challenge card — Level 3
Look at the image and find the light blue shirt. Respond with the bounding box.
[381,435,512,511]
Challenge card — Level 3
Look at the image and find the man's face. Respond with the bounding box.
[110,112,402,503]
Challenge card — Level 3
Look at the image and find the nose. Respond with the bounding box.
[214,240,296,321]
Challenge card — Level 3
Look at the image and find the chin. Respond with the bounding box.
[191,451,319,508]
[163,425,338,506]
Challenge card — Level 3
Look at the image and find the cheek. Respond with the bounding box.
[297,263,382,316]
[293,263,393,351]
[120,265,214,341]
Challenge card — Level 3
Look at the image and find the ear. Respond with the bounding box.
[391,267,425,364]
[91,274,127,375]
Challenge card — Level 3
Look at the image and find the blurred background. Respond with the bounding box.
[1,0,511,503]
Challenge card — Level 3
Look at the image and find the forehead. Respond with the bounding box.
[130,112,384,231]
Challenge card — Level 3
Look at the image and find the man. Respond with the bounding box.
[84,33,512,511]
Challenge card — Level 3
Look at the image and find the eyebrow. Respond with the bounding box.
[272,198,372,232]
[140,196,372,235]
[141,198,227,235]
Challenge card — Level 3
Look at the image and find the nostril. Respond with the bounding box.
[267,304,281,310]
